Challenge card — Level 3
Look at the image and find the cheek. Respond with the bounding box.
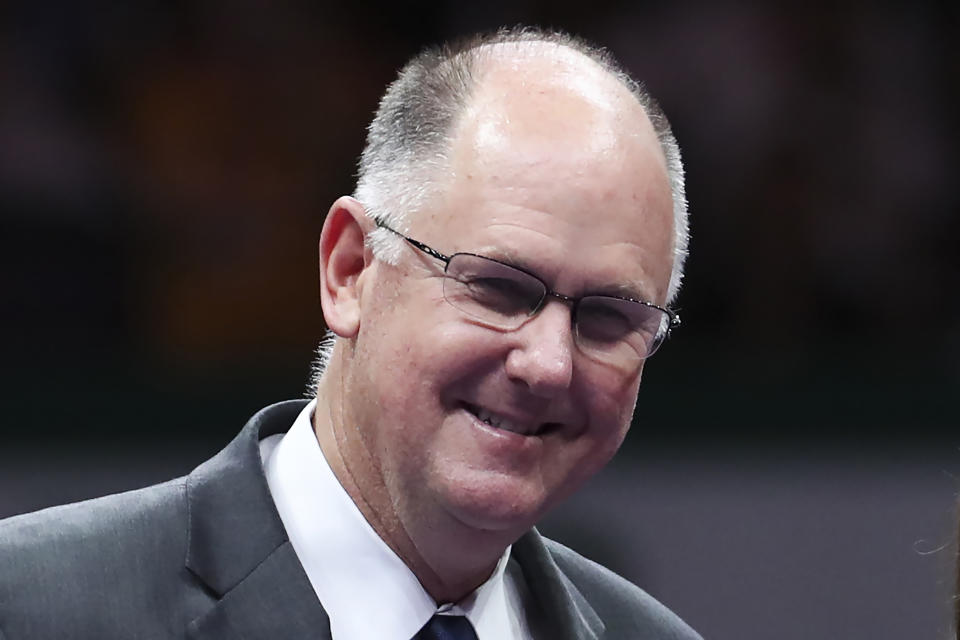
[584,360,642,422]
[356,307,500,428]
[575,367,640,462]
[357,279,447,382]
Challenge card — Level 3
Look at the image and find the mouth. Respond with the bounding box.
[462,403,558,437]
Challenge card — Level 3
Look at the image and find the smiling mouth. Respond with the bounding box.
[463,403,558,437]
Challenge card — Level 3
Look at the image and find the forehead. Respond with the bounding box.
[461,45,656,160]
[419,47,674,302]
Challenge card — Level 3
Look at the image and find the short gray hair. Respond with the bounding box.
[308,27,689,393]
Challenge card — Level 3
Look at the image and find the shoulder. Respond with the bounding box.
[541,537,703,640]
[0,478,205,637]
[0,477,189,567]
[0,401,300,638]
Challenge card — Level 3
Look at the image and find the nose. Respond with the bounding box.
[504,300,575,398]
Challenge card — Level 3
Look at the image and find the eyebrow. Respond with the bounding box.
[472,246,656,304]
[606,281,656,303]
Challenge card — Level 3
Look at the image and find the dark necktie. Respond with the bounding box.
[414,614,479,640]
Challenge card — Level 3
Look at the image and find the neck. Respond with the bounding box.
[313,359,507,603]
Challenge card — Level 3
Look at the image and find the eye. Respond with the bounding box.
[462,276,534,315]
[577,297,665,347]
[577,302,632,342]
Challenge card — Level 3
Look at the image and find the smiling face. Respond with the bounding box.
[332,49,674,563]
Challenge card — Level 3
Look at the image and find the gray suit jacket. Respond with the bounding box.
[0,400,701,639]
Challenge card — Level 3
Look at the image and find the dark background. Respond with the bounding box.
[1,2,958,638]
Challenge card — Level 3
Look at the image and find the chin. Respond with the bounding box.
[437,475,551,537]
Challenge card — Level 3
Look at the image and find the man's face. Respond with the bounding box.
[344,58,674,545]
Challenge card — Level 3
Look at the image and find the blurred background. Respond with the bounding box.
[1,2,957,638]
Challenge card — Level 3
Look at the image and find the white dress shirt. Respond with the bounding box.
[259,400,532,640]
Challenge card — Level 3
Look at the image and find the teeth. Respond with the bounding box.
[474,406,532,435]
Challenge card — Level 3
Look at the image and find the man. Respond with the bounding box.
[0,28,698,639]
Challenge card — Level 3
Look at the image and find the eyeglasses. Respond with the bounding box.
[376,222,680,367]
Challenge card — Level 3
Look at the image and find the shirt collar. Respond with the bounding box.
[260,399,520,640]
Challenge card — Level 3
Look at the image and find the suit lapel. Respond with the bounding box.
[188,541,331,640]
[185,400,330,639]
[513,530,605,640]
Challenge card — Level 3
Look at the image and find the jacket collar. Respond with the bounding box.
[513,530,605,640]
[184,400,331,639]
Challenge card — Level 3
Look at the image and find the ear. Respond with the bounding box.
[319,196,375,338]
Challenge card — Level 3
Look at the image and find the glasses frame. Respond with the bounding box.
[375,221,681,357]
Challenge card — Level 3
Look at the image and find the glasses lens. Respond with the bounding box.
[443,254,546,329]
[576,296,669,362]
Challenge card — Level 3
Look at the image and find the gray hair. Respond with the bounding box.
[308,27,689,393]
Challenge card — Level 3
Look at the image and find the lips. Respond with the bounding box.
[463,403,557,437]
